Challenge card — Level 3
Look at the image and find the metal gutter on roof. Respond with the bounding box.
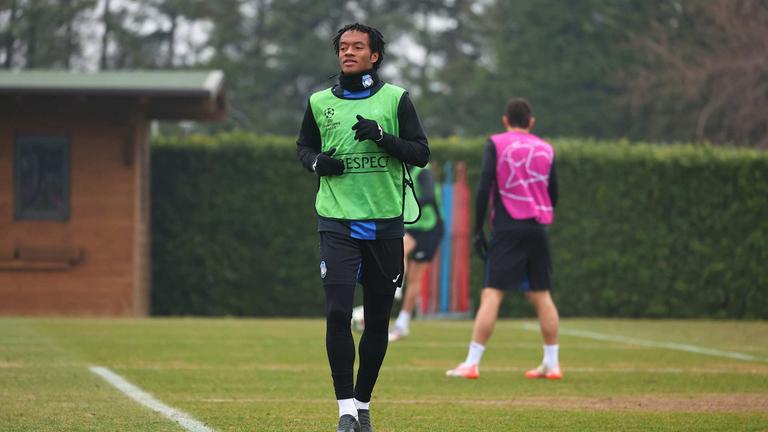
[0,70,224,99]
[0,70,227,121]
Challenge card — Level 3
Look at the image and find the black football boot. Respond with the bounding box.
[357,409,374,432]
[336,414,360,432]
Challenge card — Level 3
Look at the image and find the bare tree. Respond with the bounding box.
[62,0,73,68]
[3,0,19,68]
[99,0,110,69]
[166,9,175,67]
[630,0,768,148]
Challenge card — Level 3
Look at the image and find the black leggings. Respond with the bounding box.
[325,281,395,401]
[320,233,403,401]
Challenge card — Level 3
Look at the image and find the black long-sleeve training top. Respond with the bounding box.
[296,70,430,239]
[474,139,558,233]
[414,167,437,207]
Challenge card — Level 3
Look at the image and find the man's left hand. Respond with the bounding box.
[473,232,488,261]
[352,114,384,142]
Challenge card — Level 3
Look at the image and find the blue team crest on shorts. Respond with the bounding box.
[362,74,373,88]
[320,260,327,279]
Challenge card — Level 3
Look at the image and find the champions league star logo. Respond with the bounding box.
[362,74,374,88]
[500,140,552,202]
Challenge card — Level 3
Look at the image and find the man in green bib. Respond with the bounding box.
[296,23,429,432]
[389,163,444,342]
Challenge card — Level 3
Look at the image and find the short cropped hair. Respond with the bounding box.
[333,23,386,70]
[505,98,533,128]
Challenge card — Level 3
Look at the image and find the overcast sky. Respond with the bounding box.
[76,0,463,73]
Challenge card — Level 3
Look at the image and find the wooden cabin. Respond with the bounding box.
[0,70,226,315]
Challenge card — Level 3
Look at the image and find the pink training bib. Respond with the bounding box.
[490,131,554,225]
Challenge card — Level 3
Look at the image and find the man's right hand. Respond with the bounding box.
[473,231,488,261]
[313,148,345,176]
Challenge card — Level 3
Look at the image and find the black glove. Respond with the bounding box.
[473,231,488,261]
[352,114,384,142]
[313,148,345,176]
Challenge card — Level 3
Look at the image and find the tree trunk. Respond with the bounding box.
[63,0,73,68]
[100,0,111,69]
[253,0,267,58]
[3,0,18,68]
[167,12,177,68]
[26,9,38,68]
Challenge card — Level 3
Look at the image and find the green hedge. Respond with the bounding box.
[151,134,768,318]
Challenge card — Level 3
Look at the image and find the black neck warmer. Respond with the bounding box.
[338,69,380,92]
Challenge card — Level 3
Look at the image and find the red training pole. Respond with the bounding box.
[420,262,431,315]
[450,162,471,312]
[429,249,441,314]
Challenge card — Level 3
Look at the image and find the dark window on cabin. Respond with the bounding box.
[14,136,70,221]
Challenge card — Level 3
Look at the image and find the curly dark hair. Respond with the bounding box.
[505,98,533,128]
[332,23,386,70]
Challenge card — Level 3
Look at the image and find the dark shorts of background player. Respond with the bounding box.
[484,225,553,292]
[406,223,444,263]
[319,231,404,291]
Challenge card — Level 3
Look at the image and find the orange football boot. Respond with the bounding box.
[445,363,480,379]
[524,364,563,380]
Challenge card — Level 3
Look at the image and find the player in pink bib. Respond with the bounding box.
[491,130,554,224]
[447,98,563,380]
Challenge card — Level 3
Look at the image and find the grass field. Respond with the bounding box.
[1,318,767,431]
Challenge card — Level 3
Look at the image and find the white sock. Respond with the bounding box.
[543,344,559,369]
[354,398,370,411]
[464,341,485,366]
[394,310,411,331]
[338,398,357,419]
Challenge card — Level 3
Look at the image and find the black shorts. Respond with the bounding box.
[406,223,444,262]
[484,226,553,292]
[319,232,404,291]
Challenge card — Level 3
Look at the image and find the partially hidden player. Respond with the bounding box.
[389,163,443,342]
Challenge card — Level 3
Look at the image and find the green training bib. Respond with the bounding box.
[406,164,438,231]
[311,84,419,222]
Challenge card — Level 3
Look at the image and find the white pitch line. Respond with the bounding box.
[520,323,768,363]
[89,366,215,432]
